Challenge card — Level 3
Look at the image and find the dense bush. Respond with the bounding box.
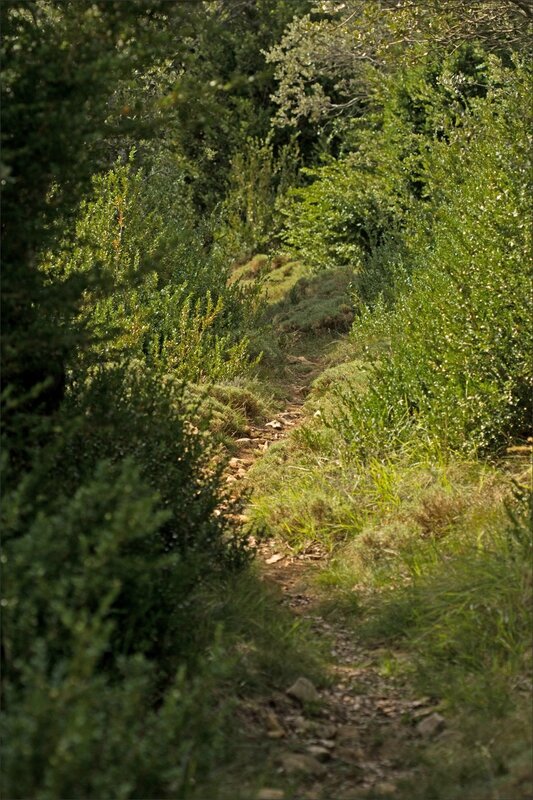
[46,157,260,382]
[218,135,301,257]
[280,46,492,276]
[280,143,407,273]
[1,359,250,797]
[2,26,266,788]
[2,145,260,799]
[326,61,532,455]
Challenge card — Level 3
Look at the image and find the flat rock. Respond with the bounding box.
[265,553,285,565]
[316,738,336,749]
[237,453,256,464]
[417,712,446,738]
[374,782,397,796]
[279,753,326,777]
[316,724,337,739]
[287,677,320,704]
[336,724,360,742]
[257,790,285,800]
[265,710,285,739]
[411,697,432,707]
[306,745,331,762]
[336,745,365,764]
[302,788,322,800]
[290,715,314,733]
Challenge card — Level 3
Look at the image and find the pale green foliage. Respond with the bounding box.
[266,0,531,127]
[144,291,252,382]
[219,136,301,256]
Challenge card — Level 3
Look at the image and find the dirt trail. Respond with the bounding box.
[224,356,432,800]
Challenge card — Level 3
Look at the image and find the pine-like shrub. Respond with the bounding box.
[46,156,260,382]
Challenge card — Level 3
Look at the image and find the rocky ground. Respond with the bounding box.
[222,359,446,800]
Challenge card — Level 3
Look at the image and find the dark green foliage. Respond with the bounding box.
[0,6,259,796]
[0,1,185,425]
[2,651,230,800]
[3,365,249,663]
[160,0,312,213]
[1,364,249,797]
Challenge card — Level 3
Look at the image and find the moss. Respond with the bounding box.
[266,267,354,333]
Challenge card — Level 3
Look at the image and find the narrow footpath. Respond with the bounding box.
[223,353,438,800]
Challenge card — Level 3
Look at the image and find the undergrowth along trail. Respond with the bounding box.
[220,252,532,800]
[219,272,423,800]
[3,8,531,800]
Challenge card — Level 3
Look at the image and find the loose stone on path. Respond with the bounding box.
[279,752,326,777]
[256,789,285,800]
[224,363,420,800]
[286,677,320,704]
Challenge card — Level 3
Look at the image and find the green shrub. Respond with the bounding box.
[46,157,260,383]
[3,369,250,663]
[218,136,300,257]
[280,46,497,280]
[1,363,251,797]
[334,62,532,456]
[281,149,406,273]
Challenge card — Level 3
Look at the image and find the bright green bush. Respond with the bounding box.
[219,135,301,257]
[280,143,408,273]
[333,61,532,455]
[280,46,500,291]
[93,284,253,382]
[46,156,260,383]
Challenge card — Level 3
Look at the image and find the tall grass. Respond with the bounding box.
[248,56,532,799]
